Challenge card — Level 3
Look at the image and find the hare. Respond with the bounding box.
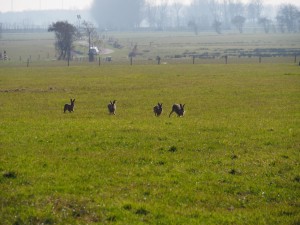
[153,102,163,116]
[169,103,185,117]
[64,99,75,113]
[108,100,116,115]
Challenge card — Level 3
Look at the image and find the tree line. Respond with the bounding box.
[90,0,300,34]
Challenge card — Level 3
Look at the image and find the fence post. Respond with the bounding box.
[4,51,7,60]
[130,56,133,65]
[192,55,195,64]
[259,56,261,63]
[225,55,228,64]
[156,56,161,65]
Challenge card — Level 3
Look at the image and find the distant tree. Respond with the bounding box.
[145,3,157,28]
[48,21,77,60]
[276,4,300,33]
[247,0,263,23]
[258,17,272,33]
[228,0,245,20]
[231,15,246,33]
[212,19,222,34]
[172,2,183,29]
[91,0,144,30]
[156,0,169,30]
[188,20,198,35]
[222,0,230,28]
[82,21,97,62]
[209,0,223,33]
[190,0,212,30]
[0,23,2,39]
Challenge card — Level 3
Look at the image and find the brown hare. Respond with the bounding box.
[153,103,163,116]
[64,99,75,113]
[108,100,116,115]
[169,103,185,117]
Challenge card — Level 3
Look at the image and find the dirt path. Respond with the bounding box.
[100,48,114,55]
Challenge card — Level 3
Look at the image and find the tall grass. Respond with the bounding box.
[0,64,299,224]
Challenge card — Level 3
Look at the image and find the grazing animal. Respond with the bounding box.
[108,100,116,115]
[169,103,185,117]
[64,99,75,113]
[153,103,163,116]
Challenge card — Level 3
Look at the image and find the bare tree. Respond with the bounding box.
[188,19,198,35]
[258,17,272,33]
[156,0,169,30]
[0,23,2,39]
[209,0,223,33]
[172,1,183,29]
[193,0,212,30]
[231,15,246,33]
[276,4,300,33]
[82,21,97,62]
[212,19,222,34]
[209,0,223,21]
[247,0,263,23]
[222,0,230,28]
[228,0,244,20]
[145,2,157,28]
[91,0,144,30]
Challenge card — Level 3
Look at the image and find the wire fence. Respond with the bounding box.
[0,53,299,67]
[0,49,300,67]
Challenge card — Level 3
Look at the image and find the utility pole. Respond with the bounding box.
[77,15,81,29]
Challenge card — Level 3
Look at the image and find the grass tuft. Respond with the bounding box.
[107,215,117,222]
[229,169,240,175]
[123,204,132,211]
[294,175,300,183]
[136,207,150,216]
[3,171,17,179]
[168,146,177,152]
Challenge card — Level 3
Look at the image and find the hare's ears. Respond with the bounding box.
[72,99,75,102]
[180,104,185,109]
[159,102,163,106]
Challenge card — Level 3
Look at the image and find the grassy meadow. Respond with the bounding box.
[0,63,299,224]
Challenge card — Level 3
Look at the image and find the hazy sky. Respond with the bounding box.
[0,0,299,12]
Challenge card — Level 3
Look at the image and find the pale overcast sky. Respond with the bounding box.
[0,0,299,12]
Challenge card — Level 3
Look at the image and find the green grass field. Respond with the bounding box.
[0,63,299,224]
